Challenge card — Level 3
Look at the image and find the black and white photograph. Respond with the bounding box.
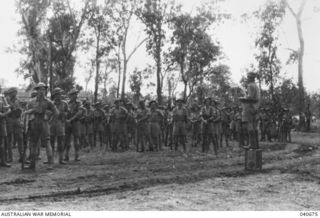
[0,0,319,213]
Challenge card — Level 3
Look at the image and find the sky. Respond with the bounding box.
[0,0,319,94]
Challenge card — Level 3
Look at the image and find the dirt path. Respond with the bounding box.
[0,131,319,210]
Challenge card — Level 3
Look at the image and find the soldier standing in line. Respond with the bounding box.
[65,89,85,162]
[305,103,311,132]
[136,100,149,152]
[83,101,94,150]
[0,91,11,167]
[50,87,68,165]
[148,100,164,151]
[103,105,112,151]
[110,99,128,151]
[200,97,217,154]
[190,104,201,147]
[126,102,137,148]
[211,99,221,149]
[5,87,24,163]
[241,72,260,149]
[220,107,232,147]
[172,99,188,152]
[164,105,174,148]
[25,83,58,170]
[93,101,105,148]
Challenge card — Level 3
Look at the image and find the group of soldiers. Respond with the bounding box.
[0,72,294,171]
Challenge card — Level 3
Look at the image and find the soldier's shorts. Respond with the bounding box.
[112,122,127,135]
[80,123,86,135]
[51,121,65,137]
[214,122,222,135]
[202,123,213,136]
[149,122,161,138]
[247,119,258,131]
[66,121,81,137]
[29,120,50,142]
[94,122,104,132]
[6,118,23,135]
[0,120,7,137]
[173,121,186,136]
[137,123,149,136]
[86,123,94,135]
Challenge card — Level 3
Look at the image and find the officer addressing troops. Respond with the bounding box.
[240,72,260,149]
[25,83,58,170]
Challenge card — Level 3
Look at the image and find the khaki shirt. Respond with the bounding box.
[242,81,260,122]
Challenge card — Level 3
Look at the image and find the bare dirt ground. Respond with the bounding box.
[0,131,319,210]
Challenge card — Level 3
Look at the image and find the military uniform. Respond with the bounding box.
[148,101,163,151]
[6,88,24,162]
[50,88,68,164]
[0,94,11,167]
[110,100,128,151]
[220,108,232,147]
[93,102,105,148]
[27,83,58,170]
[65,89,85,161]
[190,105,201,147]
[172,100,188,152]
[83,102,94,150]
[201,100,217,154]
[136,102,149,152]
[241,73,260,149]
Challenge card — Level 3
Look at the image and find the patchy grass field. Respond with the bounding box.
[0,131,319,210]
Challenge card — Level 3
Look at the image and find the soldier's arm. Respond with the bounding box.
[68,105,84,122]
[48,100,59,119]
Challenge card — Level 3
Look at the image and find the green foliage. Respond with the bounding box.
[168,11,220,99]
[254,0,286,100]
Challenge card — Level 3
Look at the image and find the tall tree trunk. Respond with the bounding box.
[116,51,121,98]
[48,39,53,94]
[285,0,306,114]
[121,57,127,100]
[297,18,305,113]
[156,51,162,105]
[94,34,100,103]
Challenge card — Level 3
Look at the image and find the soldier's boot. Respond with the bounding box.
[182,143,186,153]
[59,152,66,165]
[75,148,80,162]
[47,156,53,170]
[0,146,11,167]
[7,144,13,163]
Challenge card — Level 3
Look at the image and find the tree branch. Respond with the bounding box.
[127,37,148,62]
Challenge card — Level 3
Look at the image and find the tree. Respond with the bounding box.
[87,1,116,102]
[136,0,177,104]
[16,0,50,84]
[129,68,142,104]
[168,12,220,99]
[254,0,285,101]
[47,0,92,91]
[110,0,147,100]
[285,0,307,114]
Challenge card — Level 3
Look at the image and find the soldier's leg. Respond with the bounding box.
[28,121,41,170]
[64,128,71,161]
[57,136,66,164]
[0,128,10,167]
